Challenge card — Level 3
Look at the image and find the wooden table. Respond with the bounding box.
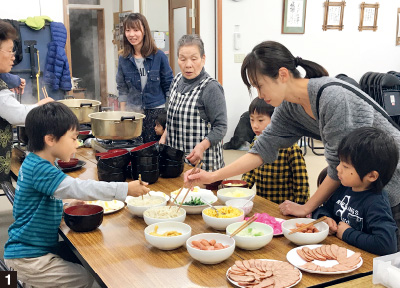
[11,148,378,288]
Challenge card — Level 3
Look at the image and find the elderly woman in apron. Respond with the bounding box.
[160,34,227,174]
[0,20,53,182]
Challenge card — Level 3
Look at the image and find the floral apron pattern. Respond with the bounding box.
[0,79,13,182]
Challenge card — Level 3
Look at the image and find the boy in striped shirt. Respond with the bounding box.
[4,102,149,287]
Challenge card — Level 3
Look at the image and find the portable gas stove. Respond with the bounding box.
[91,138,143,153]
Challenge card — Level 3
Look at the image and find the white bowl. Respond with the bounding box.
[282,218,329,245]
[217,187,256,204]
[202,206,244,230]
[143,206,186,226]
[126,195,167,217]
[225,199,254,216]
[172,194,218,215]
[226,221,273,250]
[144,221,192,250]
[186,233,235,264]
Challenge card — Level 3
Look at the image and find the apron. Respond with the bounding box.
[166,73,224,172]
[0,79,13,182]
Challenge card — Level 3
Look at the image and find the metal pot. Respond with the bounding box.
[58,99,101,123]
[88,111,146,140]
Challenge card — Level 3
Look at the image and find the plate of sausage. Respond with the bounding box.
[286,244,363,274]
[226,259,302,288]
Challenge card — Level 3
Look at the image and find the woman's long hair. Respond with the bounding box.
[122,13,158,58]
[241,41,328,91]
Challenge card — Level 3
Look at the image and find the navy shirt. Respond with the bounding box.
[313,185,398,255]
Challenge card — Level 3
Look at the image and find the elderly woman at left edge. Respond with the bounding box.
[0,20,53,182]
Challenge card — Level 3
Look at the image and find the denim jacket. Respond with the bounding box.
[116,50,173,109]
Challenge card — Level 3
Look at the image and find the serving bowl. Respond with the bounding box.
[186,233,235,264]
[202,206,244,230]
[225,198,254,216]
[126,195,167,217]
[221,179,248,188]
[171,193,218,214]
[159,144,185,160]
[97,170,126,182]
[58,158,79,168]
[64,204,104,232]
[217,187,256,204]
[282,218,329,245]
[143,206,186,225]
[99,150,130,168]
[226,221,273,250]
[130,141,159,157]
[144,221,192,250]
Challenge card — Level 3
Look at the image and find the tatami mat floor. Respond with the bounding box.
[0,141,327,258]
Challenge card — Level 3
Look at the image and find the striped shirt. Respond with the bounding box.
[242,140,310,205]
[4,153,66,259]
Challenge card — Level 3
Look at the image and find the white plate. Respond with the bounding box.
[148,191,170,202]
[286,244,363,274]
[85,200,125,214]
[226,259,302,288]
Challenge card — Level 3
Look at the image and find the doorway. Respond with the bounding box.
[168,0,200,75]
[64,5,107,105]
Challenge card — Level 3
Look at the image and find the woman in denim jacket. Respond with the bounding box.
[116,13,173,143]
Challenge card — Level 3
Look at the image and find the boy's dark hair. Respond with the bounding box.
[155,111,166,129]
[338,127,399,192]
[26,102,80,152]
[249,97,274,118]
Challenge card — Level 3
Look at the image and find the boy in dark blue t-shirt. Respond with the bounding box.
[4,102,150,287]
[313,127,398,255]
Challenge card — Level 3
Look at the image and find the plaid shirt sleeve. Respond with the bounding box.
[242,169,255,189]
[241,139,256,188]
[287,144,310,204]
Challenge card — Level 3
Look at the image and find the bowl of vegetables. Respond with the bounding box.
[170,189,218,214]
[226,222,273,250]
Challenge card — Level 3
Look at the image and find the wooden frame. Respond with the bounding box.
[282,0,307,34]
[322,1,346,31]
[358,2,379,31]
[397,8,400,46]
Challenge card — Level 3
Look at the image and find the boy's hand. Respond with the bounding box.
[324,217,338,235]
[127,180,150,197]
[336,221,350,239]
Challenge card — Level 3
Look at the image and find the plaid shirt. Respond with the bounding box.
[242,139,310,204]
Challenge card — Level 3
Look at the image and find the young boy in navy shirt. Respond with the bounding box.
[313,127,398,255]
[4,102,150,287]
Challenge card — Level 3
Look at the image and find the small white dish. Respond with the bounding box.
[186,233,235,264]
[226,221,273,250]
[144,221,192,250]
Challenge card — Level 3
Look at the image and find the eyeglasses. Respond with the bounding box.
[0,49,16,56]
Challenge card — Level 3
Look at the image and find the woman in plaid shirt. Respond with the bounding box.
[242,98,310,204]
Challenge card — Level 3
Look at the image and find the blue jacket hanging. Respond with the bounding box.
[44,22,72,91]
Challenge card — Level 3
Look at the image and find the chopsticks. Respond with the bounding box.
[138,174,145,199]
[169,161,202,210]
[230,215,258,237]
[42,87,49,99]
[288,216,327,235]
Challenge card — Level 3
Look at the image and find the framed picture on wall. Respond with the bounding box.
[282,0,307,34]
[358,2,379,31]
[322,1,346,31]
